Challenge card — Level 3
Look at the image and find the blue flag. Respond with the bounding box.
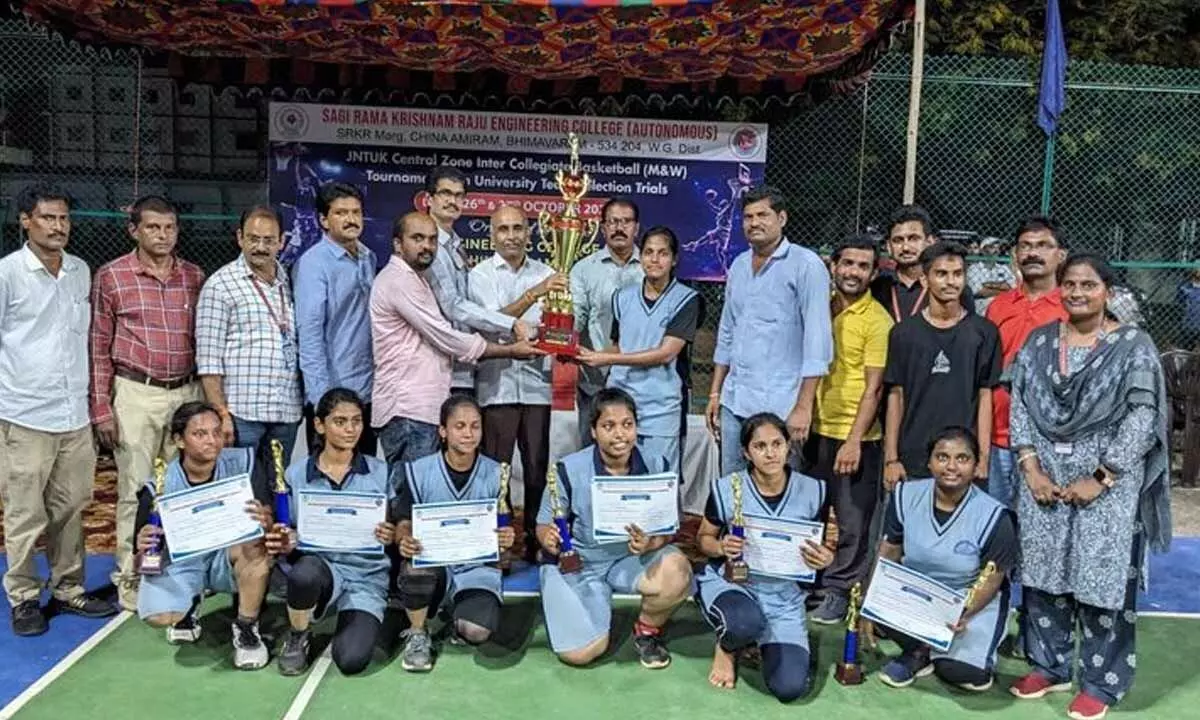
[1037,0,1067,135]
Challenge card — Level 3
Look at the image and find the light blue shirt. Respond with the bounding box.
[570,245,644,394]
[293,236,377,406]
[714,238,833,420]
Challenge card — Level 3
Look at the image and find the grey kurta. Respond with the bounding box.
[1011,343,1157,611]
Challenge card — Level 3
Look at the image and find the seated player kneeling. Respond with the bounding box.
[866,427,1015,693]
[394,396,514,672]
[267,389,396,677]
[537,388,693,669]
[134,401,274,670]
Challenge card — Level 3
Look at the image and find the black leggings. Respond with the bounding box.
[705,590,813,703]
[288,555,382,675]
[893,631,992,687]
[397,561,501,643]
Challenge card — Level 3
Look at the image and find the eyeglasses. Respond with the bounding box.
[434,189,467,201]
[605,218,636,228]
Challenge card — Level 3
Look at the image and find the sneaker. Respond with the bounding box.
[1067,692,1110,720]
[49,593,119,619]
[632,631,672,669]
[11,600,47,637]
[1009,671,1073,700]
[277,629,312,676]
[117,575,140,612]
[231,619,270,670]
[810,592,849,625]
[400,628,434,672]
[956,676,995,693]
[167,613,202,644]
[878,649,934,688]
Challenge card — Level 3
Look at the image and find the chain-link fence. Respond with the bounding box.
[3,24,1199,408]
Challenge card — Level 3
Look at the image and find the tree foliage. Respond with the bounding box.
[925,0,1200,68]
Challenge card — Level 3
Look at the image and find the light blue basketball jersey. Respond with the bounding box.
[606,280,697,438]
[893,478,1010,670]
[536,445,670,565]
[144,447,254,497]
[696,470,826,648]
[285,454,393,585]
[405,451,504,599]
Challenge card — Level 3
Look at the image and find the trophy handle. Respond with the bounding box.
[538,209,557,271]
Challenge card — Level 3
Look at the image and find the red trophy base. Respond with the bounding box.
[537,310,579,358]
[558,550,583,574]
[136,551,163,576]
[835,662,865,685]
[723,559,749,584]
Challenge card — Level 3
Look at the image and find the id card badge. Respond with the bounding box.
[281,331,298,368]
[1053,442,1074,455]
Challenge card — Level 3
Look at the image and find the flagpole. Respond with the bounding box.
[902,0,926,204]
[1040,133,1057,213]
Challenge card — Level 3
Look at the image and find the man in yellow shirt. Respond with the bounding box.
[803,236,893,624]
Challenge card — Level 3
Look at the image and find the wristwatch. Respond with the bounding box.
[1093,466,1115,489]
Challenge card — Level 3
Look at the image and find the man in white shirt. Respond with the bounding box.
[423,166,527,396]
[468,205,567,562]
[0,184,118,636]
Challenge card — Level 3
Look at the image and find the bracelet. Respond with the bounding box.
[1016,449,1038,465]
[885,459,902,467]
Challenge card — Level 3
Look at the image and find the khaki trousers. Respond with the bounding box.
[111,376,203,608]
[0,420,96,605]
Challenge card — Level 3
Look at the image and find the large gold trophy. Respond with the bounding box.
[535,132,600,357]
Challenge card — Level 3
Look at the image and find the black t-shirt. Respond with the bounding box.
[883,313,1001,476]
[390,455,476,522]
[871,272,976,324]
[882,491,1018,574]
[611,290,703,391]
[132,454,273,552]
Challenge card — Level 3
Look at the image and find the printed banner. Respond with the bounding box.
[268,102,767,281]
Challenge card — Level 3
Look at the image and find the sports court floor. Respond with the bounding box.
[2,540,1199,720]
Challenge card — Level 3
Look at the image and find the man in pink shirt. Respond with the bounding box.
[370,212,543,466]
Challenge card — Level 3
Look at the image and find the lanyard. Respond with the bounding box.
[891,284,927,322]
[251,276,290,337]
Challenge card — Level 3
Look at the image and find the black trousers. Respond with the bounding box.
[287,554,381,675]
[396,560,501,638]
[481,404,551,543]
[304,402,378,457]
[802,434,881,593]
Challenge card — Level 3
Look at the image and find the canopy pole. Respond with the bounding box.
[902,0,926,204]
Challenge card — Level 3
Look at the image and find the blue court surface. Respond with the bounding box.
[2,537,1199,714]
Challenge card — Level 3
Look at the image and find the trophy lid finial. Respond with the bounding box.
[567,132,581,175]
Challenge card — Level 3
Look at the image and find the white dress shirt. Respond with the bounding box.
[0,244,91,432]
[468,253,554,407]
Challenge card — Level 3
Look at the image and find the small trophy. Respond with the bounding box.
[270,439,290,526]
[962,561,999,617]
[723,473,749,583]
[547,466,582,574]
[496,462,512,571]
[534,132,600,357]
[835,582,866,685]
[136,457,167,575]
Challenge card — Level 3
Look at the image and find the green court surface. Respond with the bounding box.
[11,599,1199,720]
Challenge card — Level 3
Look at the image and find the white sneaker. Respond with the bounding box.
[231,620,270,670]
[166,615,202,644]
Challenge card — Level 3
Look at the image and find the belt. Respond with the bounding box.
[115,367,196,391]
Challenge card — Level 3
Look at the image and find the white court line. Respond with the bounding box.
[1140,610,1200,619]
[0,611,132,720]
[281,646,333,720]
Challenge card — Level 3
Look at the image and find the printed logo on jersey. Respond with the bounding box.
[931,350,951,375]
[953,540,979,556]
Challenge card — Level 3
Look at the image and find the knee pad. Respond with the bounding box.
[397,565,440,611]
[287,556,330,610]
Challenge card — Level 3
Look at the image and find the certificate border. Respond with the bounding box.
[591,474,680,542]
[740,513,823,582]
[157,475,265,562]
[411,498,500,568]
[296,489,388,555]
[860,558,965,653]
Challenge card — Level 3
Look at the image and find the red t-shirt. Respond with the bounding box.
[986,286,1068,447]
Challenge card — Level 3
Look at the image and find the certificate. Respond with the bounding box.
[591,473,679,543]
[860,558,966,653]
[297,491,387,555]
[157,474,265,562]
[412,499,499,568]
[740,514,824,582]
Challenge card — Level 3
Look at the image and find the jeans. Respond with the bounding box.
[718,406,747,475]
[986,446,1018,510]
[378,416,440,470]
[232,416,300,464]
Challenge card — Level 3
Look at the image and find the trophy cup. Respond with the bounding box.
[496,462,512,571]
[136,457,168,575]
[723,473,749,583]
[835,582,866,685]
[534,132,601,357]
[270,439,291,526]
[546,466,582,574]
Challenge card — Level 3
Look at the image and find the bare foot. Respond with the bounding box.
[708,645,737,690]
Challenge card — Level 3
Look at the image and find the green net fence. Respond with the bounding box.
[3,24,1199,408]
